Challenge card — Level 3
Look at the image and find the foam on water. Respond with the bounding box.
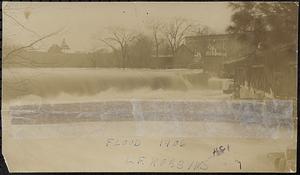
[3,68,212,102]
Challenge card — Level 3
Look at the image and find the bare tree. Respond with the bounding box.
[161,18,195,56]
[4,29,63,60]
[147,19,164,58]
[3,3,64,63]
[3,3,41,38]
[99,27,136,69]
[2,3,64,100]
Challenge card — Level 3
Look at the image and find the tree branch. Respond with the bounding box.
[3,11,41,37]
[4,28,64,59]
[99,38,118,51]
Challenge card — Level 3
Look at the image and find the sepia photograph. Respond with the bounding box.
[1,1,298,172]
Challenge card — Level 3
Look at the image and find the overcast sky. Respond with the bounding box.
[3,2,233,52]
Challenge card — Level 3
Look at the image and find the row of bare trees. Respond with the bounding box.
[3,2,213,70]
[3,3,65,67]
[99,17,214,68]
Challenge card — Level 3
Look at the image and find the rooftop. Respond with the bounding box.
[185,32,254,39]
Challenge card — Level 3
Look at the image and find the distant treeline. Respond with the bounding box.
[3,17,208,69]
[3,50,185,69]
[3,40,199,69]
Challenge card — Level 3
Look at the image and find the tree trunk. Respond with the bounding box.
[155,44,159,58]
[171,46,176,56]
[154,34,159,58]
[121,46,125,69]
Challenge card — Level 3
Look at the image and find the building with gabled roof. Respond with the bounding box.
[184,33,256,76]
[172,44,195,68]
[60,38,70,52]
